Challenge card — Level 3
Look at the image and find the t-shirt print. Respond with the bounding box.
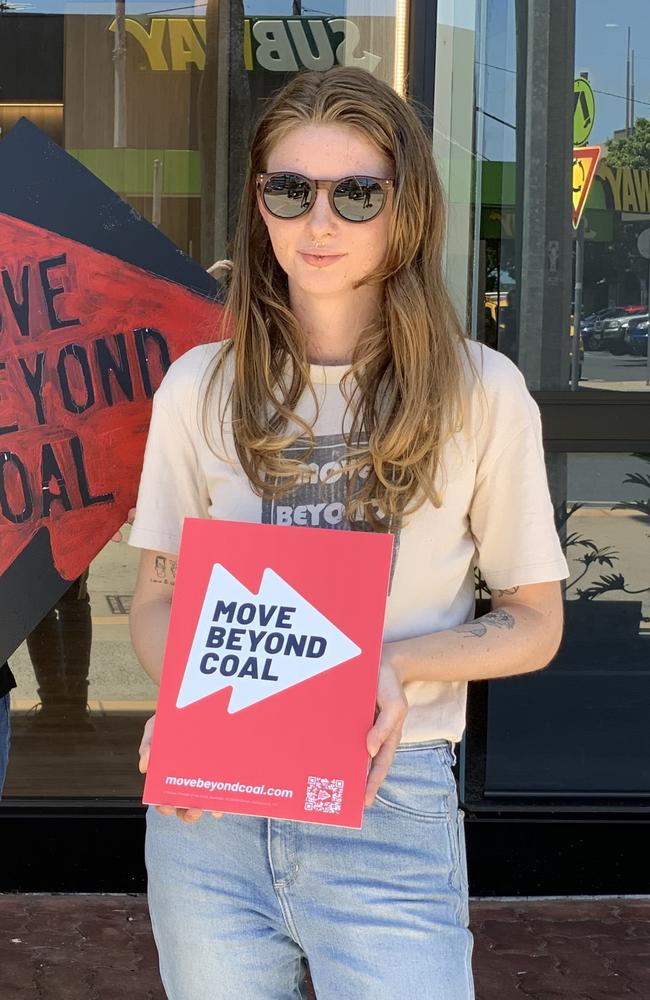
[261,433,401,590]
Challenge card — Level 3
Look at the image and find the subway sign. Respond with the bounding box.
[108,17,382,74]
[598,163,650,215]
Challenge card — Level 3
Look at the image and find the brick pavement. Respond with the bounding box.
[0,895,648,999]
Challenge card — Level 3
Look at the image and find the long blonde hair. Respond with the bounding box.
[202,67,471,529]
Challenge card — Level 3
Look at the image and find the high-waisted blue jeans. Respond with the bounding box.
[146,739,475,999]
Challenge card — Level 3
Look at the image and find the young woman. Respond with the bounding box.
[128,67,568,1000]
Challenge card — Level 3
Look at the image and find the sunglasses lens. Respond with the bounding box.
[262,173,312,218]
[332,177,386,221]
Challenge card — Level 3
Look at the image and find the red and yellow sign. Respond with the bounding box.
[572,145,601,228]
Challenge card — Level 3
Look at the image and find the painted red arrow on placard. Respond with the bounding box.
[0,211,225,580]
[0,212,225,662]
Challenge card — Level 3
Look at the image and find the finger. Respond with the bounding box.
[365,728,402,806]
[138,718,155,773]
[178,808,204,823]
[155,804,176,817]
[110,531,123,544]
[367,701,406,758]
[210,811,224,820]
[138,740,150,773]
[127,507,136,525]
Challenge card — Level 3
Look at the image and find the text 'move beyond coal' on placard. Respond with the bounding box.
[144,518,394,828]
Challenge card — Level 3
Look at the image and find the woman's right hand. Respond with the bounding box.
[138,714,224,823]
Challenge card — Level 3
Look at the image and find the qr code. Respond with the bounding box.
[304,776,344,814]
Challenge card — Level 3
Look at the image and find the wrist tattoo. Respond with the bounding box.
[452,609,515,638]
[493,586,519,597]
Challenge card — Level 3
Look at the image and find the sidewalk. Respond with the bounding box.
[1,895,648,998]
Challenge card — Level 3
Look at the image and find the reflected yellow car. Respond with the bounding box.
[484,292,508,326]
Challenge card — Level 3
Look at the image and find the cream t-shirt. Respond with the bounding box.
[128,339,569,743]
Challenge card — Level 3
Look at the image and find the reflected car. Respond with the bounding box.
[623,315,649,357]
[582,308,621,350]
[602,312,646,355]
[484,291,509,325]
[588,305,645,350]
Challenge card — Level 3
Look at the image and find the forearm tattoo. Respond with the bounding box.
[150,556,177,586]
[452,609,515,638]
[493,586,519,597]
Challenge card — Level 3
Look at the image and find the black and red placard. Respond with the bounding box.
[0,119,225,664]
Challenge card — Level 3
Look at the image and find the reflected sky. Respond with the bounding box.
[576,0,650,146]
[477,0,650,163]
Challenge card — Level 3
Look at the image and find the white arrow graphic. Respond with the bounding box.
[176,564,362,713]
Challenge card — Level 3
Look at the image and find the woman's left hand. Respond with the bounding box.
[365,656,408,807]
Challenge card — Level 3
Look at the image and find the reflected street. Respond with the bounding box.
[581,349,650,389]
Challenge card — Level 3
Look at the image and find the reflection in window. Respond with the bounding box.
[4,528,156,798]
[573,3,650,394]
[1,1,409,800]
[471,1,650,393]
[483,452,650,799]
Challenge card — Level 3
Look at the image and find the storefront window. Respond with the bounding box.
[469,0,650,393]
[471,0,516,355]
[574,2,650,393]
[483,451,650,800]
[456,1,650,809]
[4,537,152,798]
[433,0,478,322]
[4,0,647,814]
[2,1,410,799]
[471,1,577,391]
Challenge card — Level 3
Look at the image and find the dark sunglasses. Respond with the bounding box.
[256,172,394,223]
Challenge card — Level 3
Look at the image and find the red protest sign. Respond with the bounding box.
[0,120,225,664]
[144,519,394,828]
